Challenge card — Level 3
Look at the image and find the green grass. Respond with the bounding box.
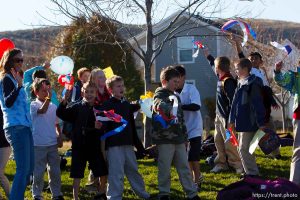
[1,146,292,200]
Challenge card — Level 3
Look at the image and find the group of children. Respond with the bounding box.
[0,57,201,200]
[0,38,299,200]
[202,36,299,187]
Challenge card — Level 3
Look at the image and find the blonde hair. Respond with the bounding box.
[89,68,104,83]
[106,75,123,89]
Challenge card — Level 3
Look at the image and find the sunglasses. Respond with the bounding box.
[13,58,24,63]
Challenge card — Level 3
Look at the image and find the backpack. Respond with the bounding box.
[221,76,237,96]
[258,128,281,155]
[217,176,300,200]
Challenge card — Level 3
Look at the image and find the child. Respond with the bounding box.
[203,49,243,174]
[30,78,63,200]
[23,62,59,107]
[62,67,91,145]
[174,65,204,189]
[90,68,111,105]
[69,67,91,102]
[85,68,110,193]
[232,37,281,159]
[56,82,108,200]
[101,75,150,200]
[229,58,266,176]
[152,66,200,200]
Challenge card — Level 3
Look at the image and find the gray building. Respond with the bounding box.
[130,11,234,117]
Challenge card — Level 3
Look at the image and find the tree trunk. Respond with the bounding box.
[143,0,154,148]
[143,60,153,148]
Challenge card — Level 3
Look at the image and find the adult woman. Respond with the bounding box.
[0,107,11,199]
[0,48,33,200]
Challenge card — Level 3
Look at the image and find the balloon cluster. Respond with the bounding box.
[50,55,75,90]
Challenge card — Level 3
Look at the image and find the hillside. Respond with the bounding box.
[250,19,300,48]
[0,26,63,70]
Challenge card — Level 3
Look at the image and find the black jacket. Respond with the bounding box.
[101,97,140,149]
[56,100,102,149]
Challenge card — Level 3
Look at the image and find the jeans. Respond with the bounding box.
[32,145,62,199]
[5,125,34,200]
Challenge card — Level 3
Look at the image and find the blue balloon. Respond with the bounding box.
[50,56,74,75]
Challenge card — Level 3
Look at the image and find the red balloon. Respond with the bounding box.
[0,38,15,60]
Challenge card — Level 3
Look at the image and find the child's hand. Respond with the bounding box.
[95,121,103,129]
[11,68,23,87]
[202,48,210,57]
[42,82,52,99]
[228,123,235,132]
[47,88,52,100]
[275,61,283,72]
[62,89,71,104]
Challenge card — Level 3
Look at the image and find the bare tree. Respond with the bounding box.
[48,0,262,147]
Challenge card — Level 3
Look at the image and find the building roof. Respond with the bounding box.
[128,11,224,44]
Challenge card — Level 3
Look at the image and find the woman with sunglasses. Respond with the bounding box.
[0,48,33,200]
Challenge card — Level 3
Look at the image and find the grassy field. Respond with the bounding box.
[1,142,292,200]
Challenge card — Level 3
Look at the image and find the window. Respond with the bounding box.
[177,36,195,64]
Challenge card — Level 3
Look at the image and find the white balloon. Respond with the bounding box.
[140,98,153,118]
[50,56,74,75]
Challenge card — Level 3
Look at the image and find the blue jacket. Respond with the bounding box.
[0,74,31,129]
[229,74,265,132]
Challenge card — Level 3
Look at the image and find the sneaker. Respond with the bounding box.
[210,165,229,173]
[196,174,204,192]
[159,195,170,200]
[235,168,244,174]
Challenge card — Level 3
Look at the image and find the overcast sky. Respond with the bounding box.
[0,0,299,32]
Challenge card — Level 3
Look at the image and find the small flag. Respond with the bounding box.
[270,41,292,55]
[192,40,205,58]
[221,19,256,46]
[225,128,239,146]
[229,128,239,147]
[103,66,114,79]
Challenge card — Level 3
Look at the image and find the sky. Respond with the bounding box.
[0,0,299,32]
